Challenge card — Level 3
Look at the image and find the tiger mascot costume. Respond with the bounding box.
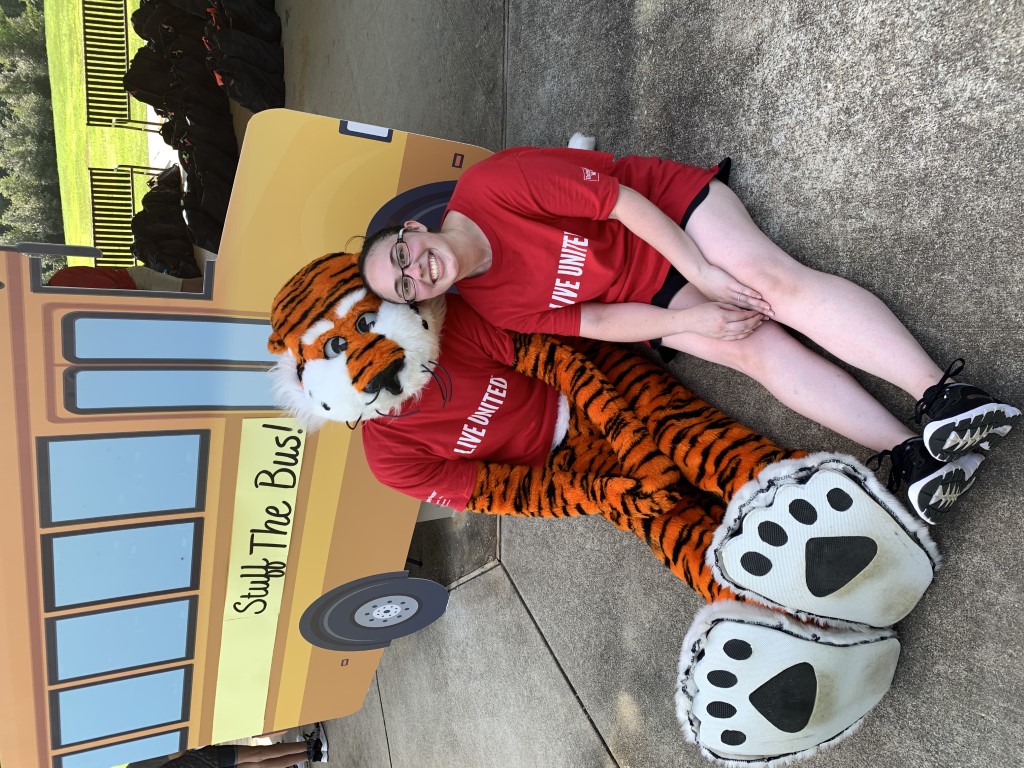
[268,251,940,765]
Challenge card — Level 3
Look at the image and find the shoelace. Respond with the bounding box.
[914,358,965,424]
[865,449,904,492]
[868,450,901,493]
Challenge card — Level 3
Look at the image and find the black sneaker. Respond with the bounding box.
[314,723,329,763]
[915,359,1021,462]
[870,437,984,524]
[304,739,322,763]
[301,722,327,763]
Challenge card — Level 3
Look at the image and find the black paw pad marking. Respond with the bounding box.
[708,670,737,687]
[758,521,788,546]
[724,639,752,660]
[708,701,737,718]
[749,662,817,732]
[740,551,772,576]
[806,537,878,597]
[740,487,877,597]
[704,648,817,745]
[827,488,853,510]
[788,499,817,525]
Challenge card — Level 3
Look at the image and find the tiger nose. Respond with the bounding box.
[365,359,405,396]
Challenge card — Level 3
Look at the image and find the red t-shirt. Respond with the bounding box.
[362,296,561,509]
[48,266,138,290]
[445,147,719,335]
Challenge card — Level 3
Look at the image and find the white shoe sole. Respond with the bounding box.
[906,452,983,524]
[923,402,1021,461]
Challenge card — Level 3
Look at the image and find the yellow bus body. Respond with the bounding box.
[0,110,491,768]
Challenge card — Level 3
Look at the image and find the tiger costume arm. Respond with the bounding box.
[462,331,685,523]
[509,333,681,492]
[513,331,804,501]
[467,461,679,525]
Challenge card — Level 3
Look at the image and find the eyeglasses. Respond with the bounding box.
[393,227,416,303]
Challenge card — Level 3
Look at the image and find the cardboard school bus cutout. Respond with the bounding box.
[0,110,493,768]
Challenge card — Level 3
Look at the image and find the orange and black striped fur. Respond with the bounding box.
[268,252,806,603]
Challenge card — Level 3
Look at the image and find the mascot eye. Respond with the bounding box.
[323,337,348,359]
[355,312,377,333]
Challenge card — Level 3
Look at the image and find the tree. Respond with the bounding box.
[0,0,63,242]
[0,1,25,19]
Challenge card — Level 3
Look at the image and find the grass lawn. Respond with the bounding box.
[45,0,151,257]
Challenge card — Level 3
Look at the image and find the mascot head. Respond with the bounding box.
[267,251,445,429]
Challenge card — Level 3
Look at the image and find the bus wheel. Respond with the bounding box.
[299,571,449,652]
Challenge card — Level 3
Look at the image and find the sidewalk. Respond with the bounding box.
[274,2,1024,766]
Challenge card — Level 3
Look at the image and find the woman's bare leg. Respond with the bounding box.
[684,181,945,400]
[234,742,307,765]
[662,283,916,451]
[239,755,308,768]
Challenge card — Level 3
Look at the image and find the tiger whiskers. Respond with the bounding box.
[376,407,421,419]
[422,360,453,408]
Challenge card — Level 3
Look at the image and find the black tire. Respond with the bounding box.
[299,571,448,652]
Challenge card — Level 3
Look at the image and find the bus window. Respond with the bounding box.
[42,520,202,610]
[47,598,196,683]
[338,119,393,142]
[55,730,186,768]
[50,666,190,747]
[64,368,276,412]
[62,314,276,365]
[39,432,207,526]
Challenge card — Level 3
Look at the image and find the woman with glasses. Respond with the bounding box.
[356,146,1018,523]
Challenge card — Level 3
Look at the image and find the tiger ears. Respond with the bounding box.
[266,249,361,357]
[267,333,286,355]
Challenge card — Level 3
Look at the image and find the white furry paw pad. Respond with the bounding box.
[712,454,940,627]
[677,602,900,765]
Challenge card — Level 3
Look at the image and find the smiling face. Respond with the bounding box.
[267,251,444,429]
[362,223,460,304]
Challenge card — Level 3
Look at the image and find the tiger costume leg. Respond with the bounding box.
[545,338,940,629]
[611,490,737,603]
[466,355,733,602]
[503,334,932,763]
[515,336,938,764]
[544,405,736,602]
[575,339,802,499]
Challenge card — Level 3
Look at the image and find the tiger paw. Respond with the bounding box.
[710,453,940,627]
[677,602,900,765]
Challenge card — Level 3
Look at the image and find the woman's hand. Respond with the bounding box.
[608,186,774,316]
[579,301,764,342]
[692,263,773,315]
[682,302,764,340]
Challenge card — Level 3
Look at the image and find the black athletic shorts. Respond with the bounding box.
[163,746,238,768]
[649,157,732,361]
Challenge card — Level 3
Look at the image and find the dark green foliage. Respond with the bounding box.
[37,253,65,281]
[0,0,64,242]
[0,1,26,19]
